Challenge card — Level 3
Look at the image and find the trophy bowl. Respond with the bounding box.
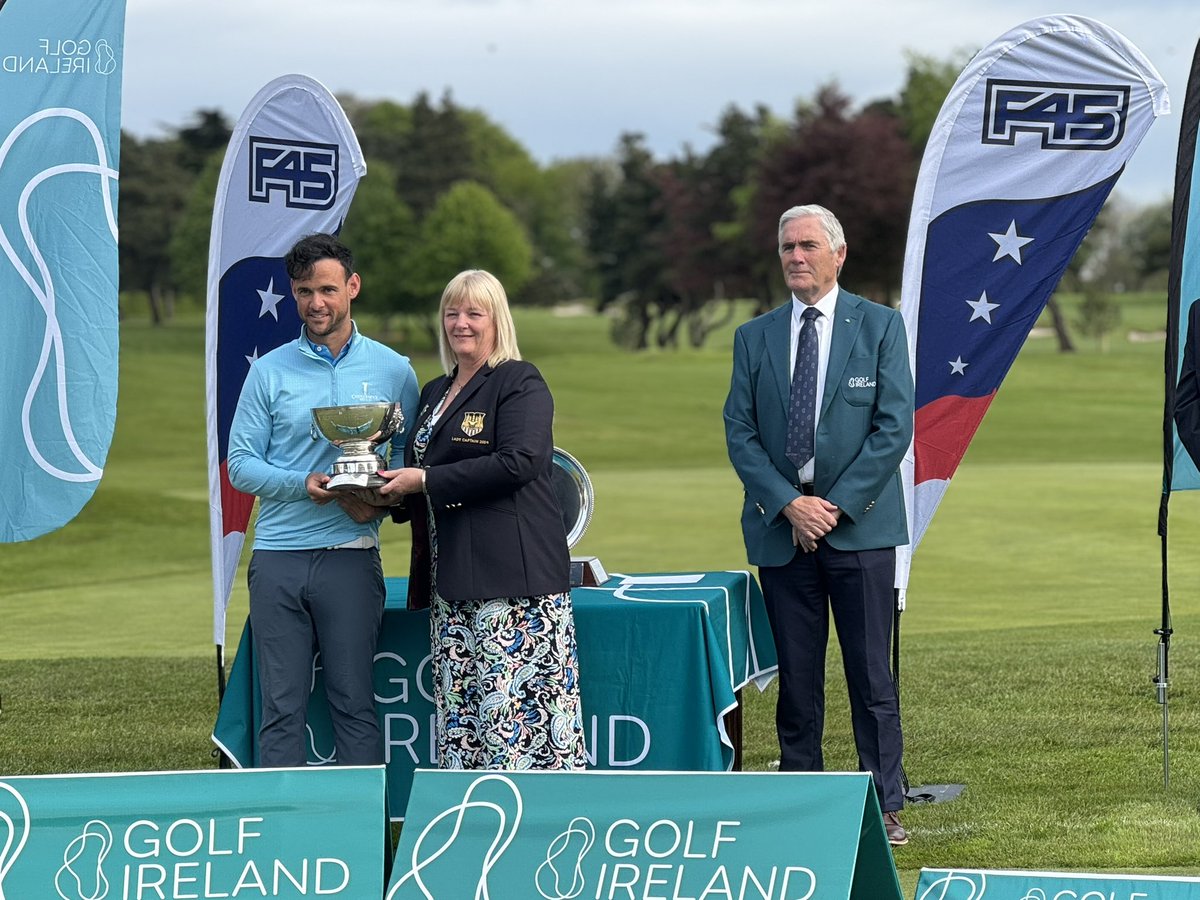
[311,402,404,491]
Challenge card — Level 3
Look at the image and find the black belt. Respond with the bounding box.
[799,483,816,496]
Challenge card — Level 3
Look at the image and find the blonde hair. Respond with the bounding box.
[436,270,522,374]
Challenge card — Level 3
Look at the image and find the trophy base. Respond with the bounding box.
[326,454,388,492]
[570,556,608,588]
[326,472,388,492]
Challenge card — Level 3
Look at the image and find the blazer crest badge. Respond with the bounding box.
[460,411,486,437]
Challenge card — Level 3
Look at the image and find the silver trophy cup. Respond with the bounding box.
[310,402,405,491]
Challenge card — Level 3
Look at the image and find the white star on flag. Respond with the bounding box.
[966,291,1000,323]
[949,356,968,375]
[244,347,260,367]
[257,278,286,320]
[988,220,1034,264]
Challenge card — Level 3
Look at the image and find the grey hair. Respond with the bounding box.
[777,205,846,254]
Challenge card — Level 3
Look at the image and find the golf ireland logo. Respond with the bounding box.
[0,782,30,900]
[387,774,523,900]
[387,771,889,899]
[919,870,987,900]
[54,819,112,900]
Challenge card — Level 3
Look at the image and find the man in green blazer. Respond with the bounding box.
[724,205,914,845]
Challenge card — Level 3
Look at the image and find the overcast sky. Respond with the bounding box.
[122,0,1199,206]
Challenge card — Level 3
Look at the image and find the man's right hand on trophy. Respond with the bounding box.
[349,487,396,508]
[305,471,338,504]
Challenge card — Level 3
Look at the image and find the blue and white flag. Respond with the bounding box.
[0,0,126,542]
[896,15,1168,593]
[206,75,365,647]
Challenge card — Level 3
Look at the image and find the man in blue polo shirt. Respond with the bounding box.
[228,232,419,767]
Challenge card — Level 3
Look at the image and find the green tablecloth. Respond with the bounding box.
[212,570,776,819]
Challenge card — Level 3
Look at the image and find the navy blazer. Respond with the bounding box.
[395,359,570,607]
[724,290,914,565]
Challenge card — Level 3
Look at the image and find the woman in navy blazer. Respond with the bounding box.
[376,270,586,771]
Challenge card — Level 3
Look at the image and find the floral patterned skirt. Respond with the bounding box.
[430,590,587,770]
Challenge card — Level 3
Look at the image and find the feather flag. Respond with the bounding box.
[896,15,1169,593]
[1164,40,1200,497]
[206,75,365,647]
[0,0,126,542]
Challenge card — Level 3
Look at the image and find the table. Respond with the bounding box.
[212,570,777,818]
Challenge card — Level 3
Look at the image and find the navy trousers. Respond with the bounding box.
[758,542,905,812]
[248,548,385,767]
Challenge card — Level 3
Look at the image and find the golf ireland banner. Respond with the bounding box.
[387,770,902,900]
[895,15,1168,592]
[0,766,386,898]
[916,867,1200,899]
[206,74,365,646]
[0,0,126,542]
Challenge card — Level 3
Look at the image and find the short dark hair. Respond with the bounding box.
[285,233,354,281]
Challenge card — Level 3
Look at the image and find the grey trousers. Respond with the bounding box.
[247,548,385,767]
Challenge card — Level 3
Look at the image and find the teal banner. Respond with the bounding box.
[388,770,901,900]
[213,571,778,818]
[0,0,126,542]
[916,868,1200,899]
[0,767,386,898]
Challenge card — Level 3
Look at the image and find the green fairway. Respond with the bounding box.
[5,293,1200,890]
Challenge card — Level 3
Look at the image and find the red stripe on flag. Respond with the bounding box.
[219,461,255,537]
[913,392,997,484]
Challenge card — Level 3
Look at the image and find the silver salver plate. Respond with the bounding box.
[551,447,594,550]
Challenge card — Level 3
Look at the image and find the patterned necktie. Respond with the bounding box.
[785,306,821,470]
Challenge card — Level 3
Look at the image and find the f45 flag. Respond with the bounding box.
[896,16,1168,592]
[206,75,365,647]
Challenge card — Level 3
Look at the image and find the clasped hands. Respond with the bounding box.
[784,495,841,553]
[304,468,425,523]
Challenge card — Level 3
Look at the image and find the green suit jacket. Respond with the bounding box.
[724,290,914,566]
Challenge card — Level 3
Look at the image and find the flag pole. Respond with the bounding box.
[1154,514,1172,789]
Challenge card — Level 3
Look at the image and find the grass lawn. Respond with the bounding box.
[4,290,1200,892]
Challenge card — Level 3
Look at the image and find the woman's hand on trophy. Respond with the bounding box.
[377,467,425,498]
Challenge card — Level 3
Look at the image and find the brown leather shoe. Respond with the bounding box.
[883,810,908,846]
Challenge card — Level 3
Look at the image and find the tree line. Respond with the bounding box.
[117,51,1172,351]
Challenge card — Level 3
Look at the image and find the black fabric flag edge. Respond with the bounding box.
[1162,39,1200,514]
[1155,37,1200,789]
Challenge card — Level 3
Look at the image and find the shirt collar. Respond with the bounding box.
[303,321,357,364]
[791,284,839,324]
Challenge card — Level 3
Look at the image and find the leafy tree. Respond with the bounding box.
[461,108,591,304]
[536,158,606,302]
[585,133,670,349]
[405,181,534,315]
[342,97,411,170]
[896,49,975,159]
[1126,199,1172,289]
[338,159,419,335]
[166,153,222,303]
[348,93,589,306]
[1075,282,1121,352]
[395,91,473,220]
[175,109,233,175]
[118,131,191,322]
[748,85,916,305]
